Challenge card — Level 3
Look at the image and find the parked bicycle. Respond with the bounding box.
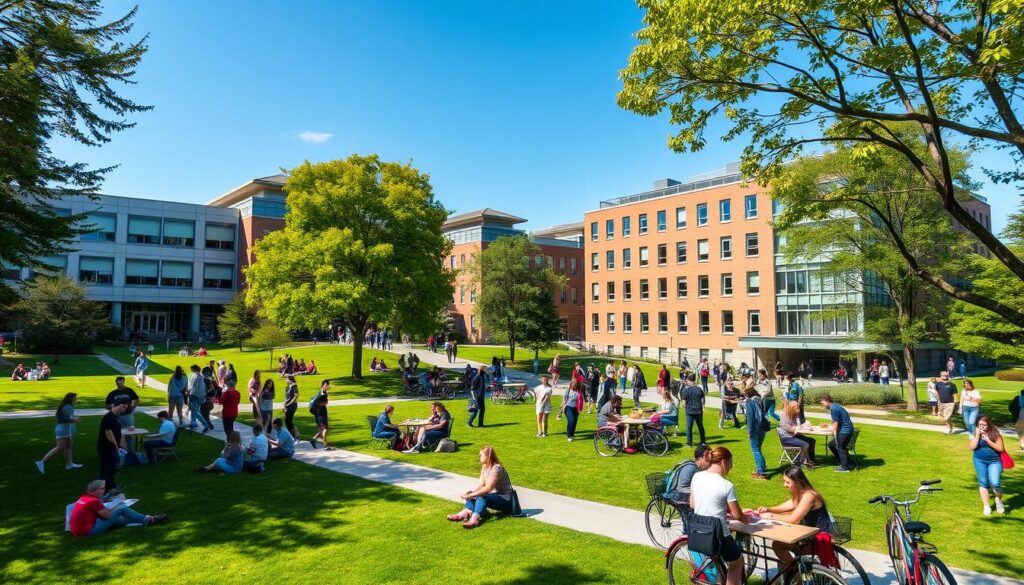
[644,469,689,550]
[738,517,872,585]
[489,381,535,405]
[869,479,957,585]
[594,420,669,457]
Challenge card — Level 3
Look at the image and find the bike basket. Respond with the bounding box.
[645,472,668,497]
[828,516,853,545]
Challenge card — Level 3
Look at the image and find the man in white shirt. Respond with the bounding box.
[243,424,269,472]
[689,446,750,585]
[143,411,176,462]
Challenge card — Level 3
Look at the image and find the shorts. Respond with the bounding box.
[928,400,937,407]
[937,402,955,421]
[537,404,552,415]
[118,413,135,428]
[315,410,329,428]
[169,395,185,408]
[720,534,742,563]
[55,423,76,439]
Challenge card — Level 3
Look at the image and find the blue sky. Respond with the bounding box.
[52,1,1019,234]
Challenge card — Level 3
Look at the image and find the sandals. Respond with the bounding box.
[447,514,468,522]
[462,519,482,529]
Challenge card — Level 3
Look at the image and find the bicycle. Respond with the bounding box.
[594,421,669,457]
[739,516,872,585]
[489,381,535,405]
[644,471,688,550]
[869,479,957,585]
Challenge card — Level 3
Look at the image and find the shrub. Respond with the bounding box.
[994,369,1024,382]
[804,384,903,406]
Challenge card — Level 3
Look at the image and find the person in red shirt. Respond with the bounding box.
[220,382,241,439]
[69,479,166,537]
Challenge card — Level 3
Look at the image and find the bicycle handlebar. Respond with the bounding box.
[920,479,942,486]
[870,480,942,505]
[868,496,882,504]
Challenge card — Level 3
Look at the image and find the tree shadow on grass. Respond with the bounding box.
[484,562,604,585]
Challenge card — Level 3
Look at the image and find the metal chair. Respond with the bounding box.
[151,426,183,464]
[423,417,454,451]
[847,428,861,467]
[366,415,393,450]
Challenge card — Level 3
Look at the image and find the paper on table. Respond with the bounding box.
[105,498,138,510]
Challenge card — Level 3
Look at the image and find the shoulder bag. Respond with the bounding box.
[685,512,723,556]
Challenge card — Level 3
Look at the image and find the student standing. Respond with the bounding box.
[134,351,148,389]
[783,374,805,424]
[309,380,332,450]
[558,378,583,441]
[186,365,213,433]
[259,379,276,428]
[959,379,982,436]
[1013,389,1024,452]
[631,364,648,408]
[36,393,83,473]
[819,393,856,472]
[934,370,958,435]
[744,387,770,480]
[970,416,1007,515]
[220,382,240,439]
[166,366,187,426]
[680,373,707,447]
[468,365,487,428]
[98,401,128,492]
[283,375,300,440]
[535,374,554,437]
[617,360,627,394]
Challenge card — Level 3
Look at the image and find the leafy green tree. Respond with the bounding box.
[774,136,971,408]
[247,322,292,369]
[15,275,109,358]
[245,155,453,378]
[217,293,259,351]
[0,1,148,302]
[467,235,566,362]
[518,289,564,363]
[619,0,1024,326]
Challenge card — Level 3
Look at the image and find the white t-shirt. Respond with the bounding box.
[690,470,737,536]
[535,384,554,414]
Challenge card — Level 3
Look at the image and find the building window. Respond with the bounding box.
[657,210,667,232]
[607,281,616,301]
[676,241,687,263]
[657,244,667,266]
[699,311,710,333]
[658,312,668,333]
[605,219,615,240]
[658,277,668,299]
[252,197,286,218]
[676,207,687,229]
[622,216,631,237]
[607,313,616,332]
[535,254,543,269]
[623,312,633,333]
[745,194,758,219]
[203,263,233,289]
[748,311,761,335]
[722,310,734,334]
[698,275,709,297]
[560,287,567,303]
[81,213,116,242]
[125,259,158,286]
[721,273,733,296]
[571,257,577,275]
[623,280,632,301]
[623,345,631,357]
[127,216,161,245]
[460,286,465,304]
[162,220,195,247]
[640,312,650,333]
[161,261,193,287]
[606,250,615,270]
[719,199,732,222]
[746,233,759,256]
[640,279,650,300]
[747,271,760,294]
[591,253,599,271]
[462,253,468,267]
[592,282,600,302]
[697,203,708,226]
[32,255,67,278]
[677,311,689,333]
[591,222,598,241]
[697,239,709,262]
[205,224,235,250]
[639,213,648,234]
[470,315,476,331]
[571,287,578,304]
[720,236,732,260]
[592,313,600,332]
[449,255,456,270]
[639,246,649,267]
[559,257,566,272]
[79,257,114,284]
[676,276,688,299]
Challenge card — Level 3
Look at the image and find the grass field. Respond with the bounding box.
[0,355,167,411]
[0,415,666,585]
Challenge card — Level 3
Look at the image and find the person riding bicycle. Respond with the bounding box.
[746,466,837,567]
[664,444,712,504]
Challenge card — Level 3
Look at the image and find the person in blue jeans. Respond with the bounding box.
[69,479,167,537]
[958,379,982,436]
[680,374,707,447]
[970,416,1006,515]
[784,374,805,424]
[197,431,243,473]
[744,387,769,480]
[373,405,402,447]
[558,379,583,441]
[819,393,856,472]
[446,446,514,529]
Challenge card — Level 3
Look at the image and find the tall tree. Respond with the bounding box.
[217,293,259,351]
[619,0,1024,326]
[247,322,292,369]
[0,1,149,302]
[518,289,564,363]
[16,275,109,358]
[245,155,453,378]
[773,134,971,408]
[467,235,566,362]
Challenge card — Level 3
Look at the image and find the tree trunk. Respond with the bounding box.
[350,316,368,379]
[269,347,275,370]
[509,339,516,363]
[903,345,919,411]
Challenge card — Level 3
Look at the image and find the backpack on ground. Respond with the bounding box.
[434,438,457,453]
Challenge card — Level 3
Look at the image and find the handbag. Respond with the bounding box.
[685,512,723,556]
[1001,450,1015,470]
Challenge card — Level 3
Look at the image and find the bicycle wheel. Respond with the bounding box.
[887,521,909,585]
[784,562,847,585]
[644,497,683,549]
[667,537,726,585]
[920,555,957,585]
[490,391,500,405]
[593,428,623,457]
[833,545,873,585]
[522,389,536,404]
[641,429,669,456]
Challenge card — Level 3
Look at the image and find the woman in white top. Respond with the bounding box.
[689,447,750,585]
[535,374,554,438]
[879,361,890,385]
[959,378,982,436]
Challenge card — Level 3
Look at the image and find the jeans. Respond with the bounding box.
[564,406,579,439]
[749,432,767,474]
[619,377,626,391]
[143,439,171,461]
[260,409,272,425]
[685,413,706,445]
[243,458,265,473]
[700,376,709,393]
[962,406,980,435]
[973,457,1003,491]
[828,431,854,470]
[764,398,780,421]
[214,457,242,473]
[99,448,118,491]
[189,397,210,429]
[720,405,740,428]
[467,392,486,427]
[268,448,293,460]
[222,416,236,438]
[464,493,513,516]
[285,404,298,437]
[782,435,816,464]
[881,377,890,385]
[632,387,642,407]
[89,506,148,535]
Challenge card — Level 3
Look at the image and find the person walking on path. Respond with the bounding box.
[36,393,83,473]
[186,365,212,432]
[451,340,458,361]
[879,360,890,385]
[820,393,856,472]
[467,365,487,428]
[134,351,148,389]
[783,374,805,424]
[444,339,453,363]
[166,366,187,426]
[1013,389,1024,452]
[631,363,648,408]
[744,386,770,480]
[699,359,711,393]
[680,373,707,447]
[586,365,600,414]
[309,380,333,450]
[617,360,627,394]
[958,358,967,379]
[283,375,300,441]
[535,373,554,437]
[959,379,982,436]
[970,415,1007,515]
[558,378,584,442]
[247,370,262,423]
[934,370,958,435]
[549,354,562,386]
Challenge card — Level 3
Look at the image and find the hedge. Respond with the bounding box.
[804,384,904,406]
[994,369,1024,382]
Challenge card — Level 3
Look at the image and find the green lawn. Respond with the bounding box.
[0,415,666,585]
[296,395,1024,578]
[0,354,167,411]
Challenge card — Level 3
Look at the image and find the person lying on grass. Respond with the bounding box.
[447,446,514,529]
[69,479,167,537]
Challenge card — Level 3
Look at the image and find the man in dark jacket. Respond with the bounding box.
[680,373,707,447]
[631,364,648,408]
[467,365,487,428]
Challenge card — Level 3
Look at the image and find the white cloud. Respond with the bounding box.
[298,131,333,144]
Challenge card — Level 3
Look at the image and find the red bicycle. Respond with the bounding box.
[868,479,956,585]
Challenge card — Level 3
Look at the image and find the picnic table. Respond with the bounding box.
[797,424,836,462]
[121,427,150,455]
[729,515,820,578]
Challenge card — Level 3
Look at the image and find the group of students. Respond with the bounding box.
[276,354,318,377]
[371,402,453,453]
[368,357,391,372]
[10,361,51,381]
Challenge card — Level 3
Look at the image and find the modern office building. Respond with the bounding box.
[443,209,585,342]
[207,174,288,282]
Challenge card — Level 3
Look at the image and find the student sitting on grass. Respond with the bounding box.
[197,431,243,474]
[305,359,318,375]
[267,418,295,459]
[243,424,269,472]
[11,363,27,381]
[446,446,514,529]
[69,479,167,537]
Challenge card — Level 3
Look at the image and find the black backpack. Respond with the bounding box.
[1010,395,1023,420]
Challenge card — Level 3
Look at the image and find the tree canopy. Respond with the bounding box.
[245,155,453,378]
[15,275,109,355]
[619,0,1024,324]
[0,1,148,302]
[217,293,259,351]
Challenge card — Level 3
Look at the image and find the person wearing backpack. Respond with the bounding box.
[631,364,648,408]
[744,386,770,480]
[308,380,333,450]
[1011,389,1024,452]
[665,444,712,503]
[680,373,707,447]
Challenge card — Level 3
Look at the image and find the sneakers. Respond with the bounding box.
[148,514,169,526]
[833,467,852,473]
[309,439,319,449]
[567,437,574,442]
[66,463,84,470]
[34,460,45,475]
[996,501,1006,514]
[983,505,992,516]
[402,446,419,454]
[751,473,769,481]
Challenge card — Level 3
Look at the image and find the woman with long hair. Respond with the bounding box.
[259,378,276,428]
[777,400,815,467]
[166,366,187,426]
[689,447,750,585]
[970,415,1007,515]
[557,378,584,442]
[549,354,561,386]
[35,393,82,473]
[446,446,514,529]
[247,370,261,422]
[959,378,982,436]
[535,373,554,437]
[197,431,243,474]
[749,466,831,563]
